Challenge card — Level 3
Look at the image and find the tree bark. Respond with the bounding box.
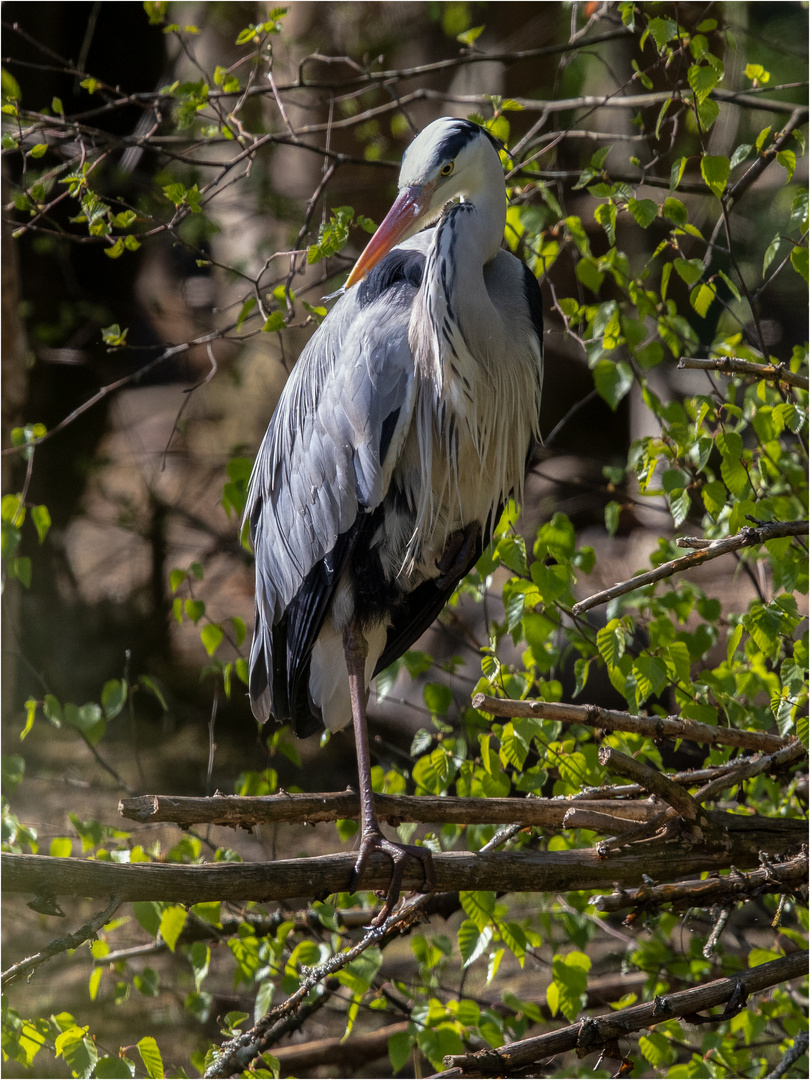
[119,790,661,829]
[434,952,809,1077]
[4,810,804,904]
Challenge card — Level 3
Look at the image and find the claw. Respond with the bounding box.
[351,828,435,924]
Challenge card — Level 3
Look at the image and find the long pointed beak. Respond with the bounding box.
[345,185,430,288]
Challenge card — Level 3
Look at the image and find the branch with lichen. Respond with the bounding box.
[678,356,809,391]
[571,520,808,615]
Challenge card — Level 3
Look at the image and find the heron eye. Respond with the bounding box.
[440,162,454,176]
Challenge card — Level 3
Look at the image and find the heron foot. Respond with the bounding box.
[350,828,435,925]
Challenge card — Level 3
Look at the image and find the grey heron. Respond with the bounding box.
[246,117,544,917]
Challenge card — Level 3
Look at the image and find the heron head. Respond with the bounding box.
[345,117,503,288]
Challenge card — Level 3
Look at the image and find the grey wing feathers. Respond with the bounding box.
[245,268,420,723]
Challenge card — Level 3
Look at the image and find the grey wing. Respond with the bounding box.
[245,245,425,726]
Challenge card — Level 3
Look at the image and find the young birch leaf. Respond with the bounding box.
[701,155,730,198]
[137,1037,164,1079]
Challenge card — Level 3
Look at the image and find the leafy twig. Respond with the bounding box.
[570,520,809,615]
[0,894,122,989]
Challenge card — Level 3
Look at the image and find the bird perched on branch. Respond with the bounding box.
[245,116,544,918]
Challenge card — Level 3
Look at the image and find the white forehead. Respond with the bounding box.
[399,117,483,186]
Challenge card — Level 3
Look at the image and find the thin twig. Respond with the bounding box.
[204,892,431,1078]
[571,520,809,615]
[0,894,122,989]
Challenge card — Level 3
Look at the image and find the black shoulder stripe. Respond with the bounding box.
[357,248,425,307]
[521,262,544,347]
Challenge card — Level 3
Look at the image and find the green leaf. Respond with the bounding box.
[423,682,452,716]
[662,197,687,226]
[688,63,718,104]
[133,901,163,939]
[673,258,704,286]
[30,504,51,543]
[137,1036,164,1079]
[701,155,730,199]
[101,679,127,720]
[262,311,286,332]
[744,63,770,84]
[457,24,485,47]
[575,257,604,294]
[499,722,529,770]
[158,905,187,952]
[184,599,205,623]
[596,621,625,668]
[646,17,677,51]
[790,246,808,283]
[593,360,633,411]
[627,198,657,228]
[776,150,796,182]
[460,890,496,932]
[690,282,716,318]
[50,836,73,858]
[549,950,591,1022]
[594,201,617,244]
[55,1027,97,1079]
[200,623,224,656]
[388,1029,413,1074]
[94,1055,135,1078]
[634,655,668,701]
[236,296,256,332]
[458,919,492,966]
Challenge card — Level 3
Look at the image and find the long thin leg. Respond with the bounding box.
[343,622,435,922]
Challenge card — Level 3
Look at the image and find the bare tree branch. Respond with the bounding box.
[678,356,810,391]
[432,952,808,1078]
[595,851,808,913]
[571,520,809,615]
[119,790,661,830]
[4,811,805,905]
[0,894,122,990]
[472,695,798,754]
[597,746,703,823]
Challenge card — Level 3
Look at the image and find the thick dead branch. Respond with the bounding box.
[4,813,805,904]
[119,790,658,829]
[0,894,122,989]
[271,973,652,1073]
[597,747,703,822]
[595,850,808,913]
[433,952,809,1078]
[571,520,809,615]
[472,695,796,754]
[678,356,810,391]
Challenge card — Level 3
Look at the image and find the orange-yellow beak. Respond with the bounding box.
[345,185,431,288]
